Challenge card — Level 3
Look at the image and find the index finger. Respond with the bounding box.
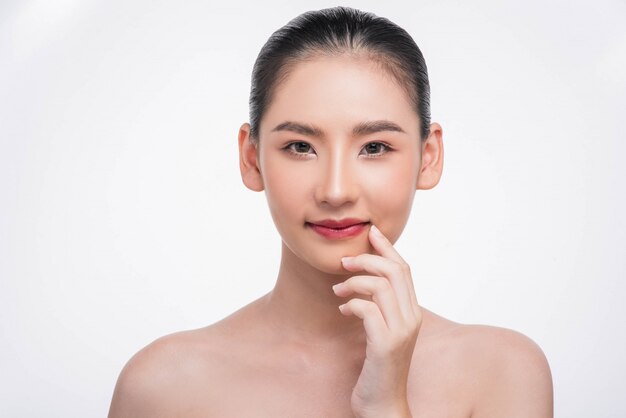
[368,224,406,265]
[368,224,419,309]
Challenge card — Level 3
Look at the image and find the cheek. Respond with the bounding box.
[262,160,311,223]
[361,157,418,240]
[364,155,417,200]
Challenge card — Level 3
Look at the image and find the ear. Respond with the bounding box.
[416,122,444,190]
[238,123,264,192]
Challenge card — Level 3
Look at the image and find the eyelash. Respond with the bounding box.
[283,141,393,159]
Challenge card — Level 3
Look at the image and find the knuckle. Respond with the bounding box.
[374,277,391,292]
[346,298,359,308]
[364,301,378,315]
[392,263,404,277]
[398,261,410,274]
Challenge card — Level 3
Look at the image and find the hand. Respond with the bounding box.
[332,224,422,418]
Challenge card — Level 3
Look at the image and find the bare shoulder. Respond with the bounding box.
[108,298,266,417]
[412,309,552,417]
[454,323,554,418]
[108,326,228,417]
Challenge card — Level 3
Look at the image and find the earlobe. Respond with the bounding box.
[238,123,264,192]
[416,122,444,190]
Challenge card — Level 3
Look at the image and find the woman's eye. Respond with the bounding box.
[285,141,315,158]
[361,142,391,157]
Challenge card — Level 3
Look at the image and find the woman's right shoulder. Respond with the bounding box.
[108,325,228,417]
[118,327,214,378]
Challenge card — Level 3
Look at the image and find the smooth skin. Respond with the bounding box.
[109,54,553,417]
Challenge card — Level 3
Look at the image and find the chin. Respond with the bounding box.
[304,244,373,276]
[280,229,374,275]
[309,259,351,276]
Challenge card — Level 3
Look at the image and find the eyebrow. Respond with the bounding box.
[271,120,406,138]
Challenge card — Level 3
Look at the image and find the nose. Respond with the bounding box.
[314,148,359,207]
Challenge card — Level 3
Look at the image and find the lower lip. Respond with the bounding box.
[307,222,369,240]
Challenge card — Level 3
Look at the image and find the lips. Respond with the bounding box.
[307,218,369,229]
[306,218,370,240]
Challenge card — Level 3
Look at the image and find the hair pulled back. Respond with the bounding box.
[248,6,431,141]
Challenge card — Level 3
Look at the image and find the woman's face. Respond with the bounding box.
[248,54,427,275]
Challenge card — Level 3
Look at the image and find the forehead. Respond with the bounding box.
[261,54,420,138]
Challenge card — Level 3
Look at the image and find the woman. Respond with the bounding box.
[109,6,553,417]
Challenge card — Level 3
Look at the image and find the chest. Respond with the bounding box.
[179,355,473,418]
[176,362,356,417]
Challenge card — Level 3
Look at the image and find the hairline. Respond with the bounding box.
[250,49,424,143]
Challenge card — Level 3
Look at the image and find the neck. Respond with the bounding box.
[261,241,365,345]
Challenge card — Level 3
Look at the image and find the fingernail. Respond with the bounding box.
[332,283,343,293]
[341,257,353,265]
[370,224,383,237]
[338,304,347,313]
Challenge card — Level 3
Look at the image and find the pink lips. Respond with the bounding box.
[307,218,370,240]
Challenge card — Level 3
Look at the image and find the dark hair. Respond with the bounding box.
[248,6,431,141]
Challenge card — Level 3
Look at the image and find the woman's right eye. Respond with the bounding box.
[284,141,315,158]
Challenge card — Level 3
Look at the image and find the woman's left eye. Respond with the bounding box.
[360,142,391,157]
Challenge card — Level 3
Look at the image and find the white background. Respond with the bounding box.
[1,0,624,416]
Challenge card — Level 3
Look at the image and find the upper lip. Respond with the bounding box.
[307,218,369,228]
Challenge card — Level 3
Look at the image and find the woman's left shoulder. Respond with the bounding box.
[416,309,553,416]
[454,323,551,375]
[421,308,550,369]
[451,322,553,416]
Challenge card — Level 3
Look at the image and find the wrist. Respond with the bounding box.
[355,402,412,418]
